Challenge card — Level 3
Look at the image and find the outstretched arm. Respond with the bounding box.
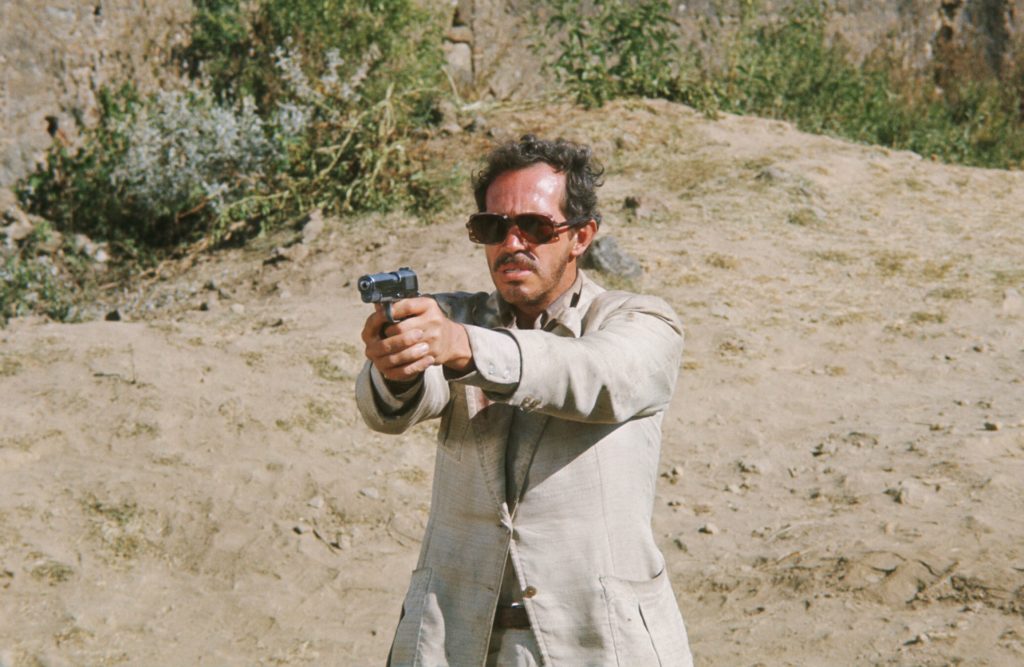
[458,293,684,424]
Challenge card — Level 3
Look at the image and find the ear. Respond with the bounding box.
[569,220,598,259]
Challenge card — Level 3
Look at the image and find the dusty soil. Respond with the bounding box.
[1,99,1023,666]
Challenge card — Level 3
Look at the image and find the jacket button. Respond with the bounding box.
[523,586,537,598]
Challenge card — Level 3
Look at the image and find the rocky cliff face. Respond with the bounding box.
[2,0,1021,190]
[0,0,192,189]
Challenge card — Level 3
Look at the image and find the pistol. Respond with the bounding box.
[358,267,419,323]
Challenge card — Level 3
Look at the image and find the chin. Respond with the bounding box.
[498,285,534,306]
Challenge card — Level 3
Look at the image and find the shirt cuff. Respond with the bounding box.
[453,325,521,396]
[370,365,423,413]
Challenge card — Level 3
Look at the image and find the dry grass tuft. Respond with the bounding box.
[706,253,740,270]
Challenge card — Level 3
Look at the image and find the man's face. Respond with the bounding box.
[483,163,592,320]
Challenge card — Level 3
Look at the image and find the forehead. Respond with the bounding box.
[484,163,565,215]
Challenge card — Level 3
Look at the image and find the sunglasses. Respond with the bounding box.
[466,212,592,245]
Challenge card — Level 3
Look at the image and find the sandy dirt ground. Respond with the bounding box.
[1,99,1022,666]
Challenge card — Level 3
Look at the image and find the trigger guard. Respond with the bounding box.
[383,301,395,323]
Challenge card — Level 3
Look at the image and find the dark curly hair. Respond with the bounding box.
[472,135,604,224]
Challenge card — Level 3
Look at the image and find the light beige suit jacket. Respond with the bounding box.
[356,272,693,666]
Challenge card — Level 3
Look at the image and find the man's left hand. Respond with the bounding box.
[367,297,474,377]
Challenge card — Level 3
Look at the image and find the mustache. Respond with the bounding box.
[493,252,538,272]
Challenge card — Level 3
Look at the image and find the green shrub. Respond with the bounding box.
[546,0,1024,169]
[18,0,447,257]
[714,1,1024,168]
[546,0,684,108]
[0,227,77,324]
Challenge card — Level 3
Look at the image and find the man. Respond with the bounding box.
[356,135,692,666]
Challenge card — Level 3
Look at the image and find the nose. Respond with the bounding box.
[498,224,529,250]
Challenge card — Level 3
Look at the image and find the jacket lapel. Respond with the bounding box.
[506,409,550,512]
[467,388,513,509]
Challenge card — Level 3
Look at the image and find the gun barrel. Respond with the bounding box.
[357,267,418,304]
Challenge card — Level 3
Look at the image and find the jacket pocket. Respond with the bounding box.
[389,567,447,666]
[601,568,692,667]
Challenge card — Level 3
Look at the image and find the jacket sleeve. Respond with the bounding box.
[355,361,451,434]
[458,293,684,424]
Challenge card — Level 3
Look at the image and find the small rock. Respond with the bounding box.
[488,64,523,101]
[2,209,34,243]
[265,244,309,264]
[756,166,789,183]
[581,236,643,279]
[301,209,325,245]
[443,41,473,91]
[615,133,639,150]
[359,487,381,500]
[307,495,324,509]
[293,524,308,535]
[884,521,897,535]
[1002,288,1023,316]
[667,499,682,507]
[283,244,309,263]
[200,293,219,311]
[673,536,689,552]
[738,458,771,475]
[230,303,246,316]
[105,309,123,322]
[699,522,720,535]
[464,115,487,133]
[888,479,929,507]
[983,421,1001,431]
[726,484,741,494]
[73,233,92,254]
[445,25,474,43]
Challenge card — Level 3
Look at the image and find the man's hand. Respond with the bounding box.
[361,297,474,383]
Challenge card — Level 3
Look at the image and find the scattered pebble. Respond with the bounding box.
[983,421,1001,431]
[888,479,929,507]
[699,522,720,535]
[726,483,742,494]
[738,459,771,475]
[230,303,246,316]
[306,495,324,509]
[359,487,381,500]
[660,465,683,484]
[293,524,308,535]
[884,521,897,535]
[1002,288,1023,315]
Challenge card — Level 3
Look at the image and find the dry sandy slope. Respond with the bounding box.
[1,99,1022,666]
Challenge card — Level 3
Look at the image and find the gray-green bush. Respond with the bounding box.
[17,0,447,255]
